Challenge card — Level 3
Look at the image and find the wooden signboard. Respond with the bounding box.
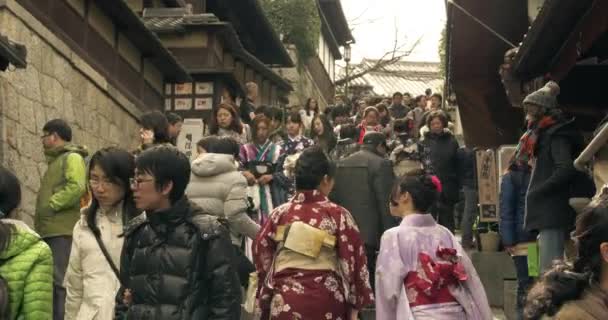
[497,145,517,191]
[177,118,205,162]
[476,149,499,222]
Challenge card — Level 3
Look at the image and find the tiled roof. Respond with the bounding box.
[142,10,293,91]
[143,9,221,32]
[344,60,444,96]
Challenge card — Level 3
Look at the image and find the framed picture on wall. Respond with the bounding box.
[195,97,213,110]
[480,204,498,221]
[175,83,193,95]
[195,82,213,95]
[175,98,192,111]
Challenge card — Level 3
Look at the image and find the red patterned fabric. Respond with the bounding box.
[404,247,467,308]
[253,190,374,319]
[357,123,384,144]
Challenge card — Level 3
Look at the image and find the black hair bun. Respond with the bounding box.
[294,147,334,190]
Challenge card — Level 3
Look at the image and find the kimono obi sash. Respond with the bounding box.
[273,222,338,273]
[246,160,275,178]
[404,247,468,308]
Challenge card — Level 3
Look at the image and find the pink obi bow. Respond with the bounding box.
[407,247,467,298]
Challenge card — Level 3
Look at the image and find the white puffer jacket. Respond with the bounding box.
[186,153,260,244]
[64,207,124,320]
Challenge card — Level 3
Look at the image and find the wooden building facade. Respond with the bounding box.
[132,0,295,126]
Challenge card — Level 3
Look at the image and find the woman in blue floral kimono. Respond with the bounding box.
[240,115,289,224]
[275,111,314,197]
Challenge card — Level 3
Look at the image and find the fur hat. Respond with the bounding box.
[523,81,560,109]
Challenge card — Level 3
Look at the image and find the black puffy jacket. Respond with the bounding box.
[115,198,241,320]
[420,129,460,203]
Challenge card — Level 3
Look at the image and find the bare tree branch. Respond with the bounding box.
[348,17,382,28]
[335,36,422,86]
[347,5,372,25]
[392,17,399,59]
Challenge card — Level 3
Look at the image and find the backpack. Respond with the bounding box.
[59,151,91,209]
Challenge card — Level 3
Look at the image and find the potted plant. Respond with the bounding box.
[474,216,500,252]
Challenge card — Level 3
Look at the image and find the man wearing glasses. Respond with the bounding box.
[35,118,88,320]
[115,145,241,320]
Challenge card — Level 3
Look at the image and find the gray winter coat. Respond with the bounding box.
[330,147,397,249]
[186,153,260,244]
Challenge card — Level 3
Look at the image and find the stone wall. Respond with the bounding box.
[0,3,140,226]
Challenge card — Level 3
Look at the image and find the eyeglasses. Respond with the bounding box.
[129,177,154,189]
[89,178,115,189]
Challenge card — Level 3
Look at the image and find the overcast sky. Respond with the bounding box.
[340,0,446,63]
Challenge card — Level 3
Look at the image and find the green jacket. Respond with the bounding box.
[35,144,88,238]
[0,219,53,319]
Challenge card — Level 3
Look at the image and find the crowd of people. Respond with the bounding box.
[0,80,607,320]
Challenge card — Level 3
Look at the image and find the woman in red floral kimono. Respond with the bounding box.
[253,147,374,320]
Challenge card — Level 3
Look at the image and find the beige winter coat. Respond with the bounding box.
[186,153,260,245]
[64,207,124,320]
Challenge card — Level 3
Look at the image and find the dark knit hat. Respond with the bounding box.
[362,132,387,148]
[523,81,560,110]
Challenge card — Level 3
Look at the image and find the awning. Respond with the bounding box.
[206,0,294,67]
[446,0,529,147]
[318,0,355,45]
[512,0,597,80]
[144,13,293,92]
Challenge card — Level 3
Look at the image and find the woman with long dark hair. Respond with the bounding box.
[310,113,337,154]
[135,111,171,154]
[275,112,315,198]
[64,147,138,320]
[210,103,251,144]
[376,103,392,129]
[253,147,373,320]
[375,171,491,319]
[524,199,608,320]
[299,98,320,135]
[0,166,53,320]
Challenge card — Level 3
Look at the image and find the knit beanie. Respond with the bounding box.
[523,81,560,109]
[363,106,379,117]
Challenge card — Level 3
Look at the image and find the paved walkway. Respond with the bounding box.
[492,307,507,319]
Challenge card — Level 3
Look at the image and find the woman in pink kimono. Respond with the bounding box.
[375,172,492,320]
[253,147,374,320]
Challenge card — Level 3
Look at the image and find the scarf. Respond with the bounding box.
[357,122,384,144]
[513,116,557,166]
